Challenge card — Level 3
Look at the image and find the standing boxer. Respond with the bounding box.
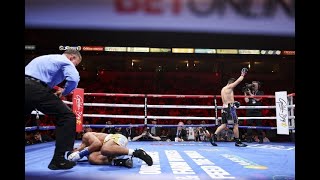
[210,68,248,147]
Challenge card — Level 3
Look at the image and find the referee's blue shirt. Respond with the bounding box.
[25,54,80,96]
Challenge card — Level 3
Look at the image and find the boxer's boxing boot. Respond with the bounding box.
[132,149,153,166]
[235,138,247,147]
[113,158,133,168]
[210,134,218,146]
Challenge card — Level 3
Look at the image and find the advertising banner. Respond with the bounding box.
[72,88,84,133]
[26,0,294,36]
[275,91,289,135]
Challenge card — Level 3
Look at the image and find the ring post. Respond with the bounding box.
[275,91,289,135]
[214,95,218,125]
[144,94,148,125]
[72,88,84,133]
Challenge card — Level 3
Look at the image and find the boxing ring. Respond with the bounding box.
[25,91,295,180]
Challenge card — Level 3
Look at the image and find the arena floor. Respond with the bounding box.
[25,141,295,180]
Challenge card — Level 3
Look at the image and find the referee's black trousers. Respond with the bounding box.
[25,77,76,157]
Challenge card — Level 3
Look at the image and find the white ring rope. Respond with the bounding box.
[81,114,294,120]
[31,111,295,120]
[32,105,295,117]
[147,105,295,109]
[62,100,73,105]
[61,100,295,109]
[83,103,144,108]
[83,114,145,119]
[84,93,282,99]
[25,124,294,131]
[147,116,295,120]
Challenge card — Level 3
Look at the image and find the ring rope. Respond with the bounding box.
[31,111,295,120]
[84,93,280,99]
[62,100,73,105]
[287,93,295,97]
[25,124,294,132]
[214,95,218,125]
[146,115,295,120]
[84,114,145,119]
[60,100,295,109]
[84,103,144,108]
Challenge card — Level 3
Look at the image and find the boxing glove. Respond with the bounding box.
[67,151,81,162]
[234,101,240,108]
[241,68,248,76]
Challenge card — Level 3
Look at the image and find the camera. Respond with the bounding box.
[242,83,255,93]
[142,126,151,137]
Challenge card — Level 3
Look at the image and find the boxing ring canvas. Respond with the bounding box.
[25,141,295,180]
